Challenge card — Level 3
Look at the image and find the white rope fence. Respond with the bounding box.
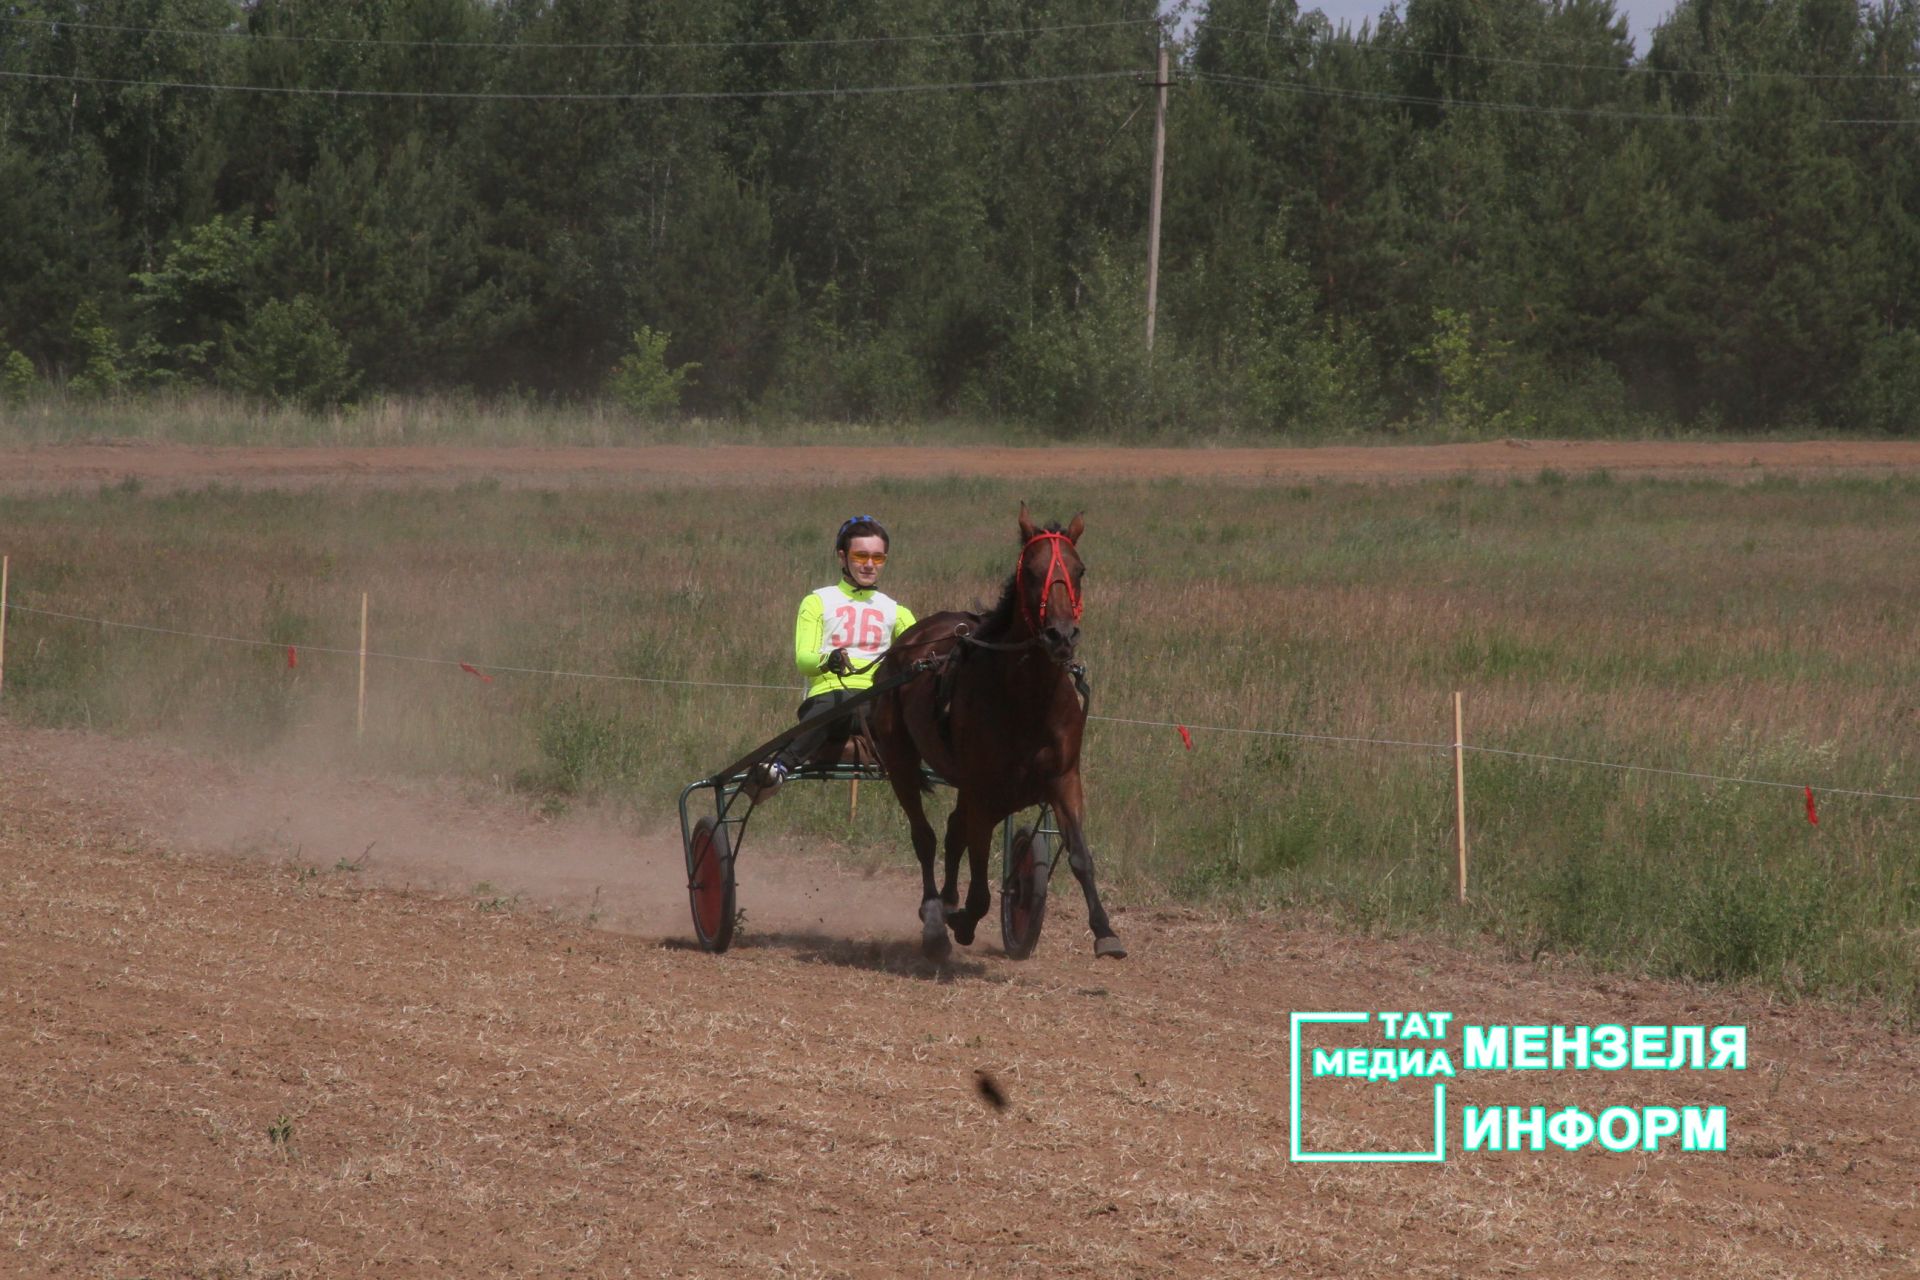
[1088,709,1920,805]
[7,595,1917,800]
[4,603,796,694]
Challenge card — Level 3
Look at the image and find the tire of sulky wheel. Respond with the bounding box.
[999,825,1051,960]
[687,816,736,953]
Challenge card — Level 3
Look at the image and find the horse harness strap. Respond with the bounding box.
[950,623,1044,654]
[1019,531,1083,633]
[931,644,964,748]
[1070,661,1091,715]
[832,653,947,766]
[939,625,1091,726]
[710,655,942,786]
[844,698,883,768]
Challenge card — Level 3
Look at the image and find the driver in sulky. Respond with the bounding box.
[748,515,916,798]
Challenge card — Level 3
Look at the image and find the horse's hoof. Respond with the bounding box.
[1094,936,1128,960]
[951,916,977,947]
[921,900,952,963]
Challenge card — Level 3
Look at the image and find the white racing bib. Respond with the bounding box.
[812,584,900,667]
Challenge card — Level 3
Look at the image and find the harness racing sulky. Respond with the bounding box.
[677,504,1126,963]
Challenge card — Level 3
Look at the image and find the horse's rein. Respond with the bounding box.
[849,532,1085,677]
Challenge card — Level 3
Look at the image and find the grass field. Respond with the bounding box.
[0,389,1061,448]
[4,468,1919,1018]
[0,387,1774,448]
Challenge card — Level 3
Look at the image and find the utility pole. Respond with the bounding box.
[1145,41,1169,354]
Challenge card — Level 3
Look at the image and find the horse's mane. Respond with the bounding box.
[974,520,1067,639]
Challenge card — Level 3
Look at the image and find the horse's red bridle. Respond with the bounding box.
[1018,532,1083,635]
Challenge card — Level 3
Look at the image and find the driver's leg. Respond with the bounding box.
[749,690,854,796]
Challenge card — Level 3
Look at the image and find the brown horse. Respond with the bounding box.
[869,504,1126,963]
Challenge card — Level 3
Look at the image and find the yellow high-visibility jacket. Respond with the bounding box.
[793,583,917,699]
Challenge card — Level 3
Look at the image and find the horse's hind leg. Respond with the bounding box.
[1050,772,1126,959]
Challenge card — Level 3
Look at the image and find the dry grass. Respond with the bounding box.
[2,470,1919,1018]
[0,388,1059,448]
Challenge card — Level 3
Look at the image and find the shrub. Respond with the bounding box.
[996,248,1152,433]
[131,213,263,383]
[1414,307,1538,436]
[1,346,35,402]
[67,301,125,397]
[1847,327,1920,435]
[608,326,698,416]
[220,295,358,410]
[1233,237,1380,434]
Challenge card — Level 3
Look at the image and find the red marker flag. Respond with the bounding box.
[459,662,494,684]
[1805,786,1818,826]
[286,645,297,669]
[1176,724,1194,751]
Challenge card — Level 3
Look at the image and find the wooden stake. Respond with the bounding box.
[1453,690,1469,904]
[850,778,859,822]
[357,591,369,739]
[1145,42,1169,353]
[0,555,9,702]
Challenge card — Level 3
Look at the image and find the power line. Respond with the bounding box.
[14,8,1898,86]
[0,13,1161,53]
[0,66,1143,103]
[1198,21,1920,84]
[1193,68,1920,127]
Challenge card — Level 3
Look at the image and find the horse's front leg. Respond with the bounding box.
[877,740,950,963]
[875,694,956,967]
[1049,771,1126,959]
[939,808,965,910]
[944,800,995,947]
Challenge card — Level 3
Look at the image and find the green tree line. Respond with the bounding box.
[2,0,1917,432]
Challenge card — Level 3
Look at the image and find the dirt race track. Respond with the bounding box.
[3,441,1919,1276]
[2,723,1916,1278]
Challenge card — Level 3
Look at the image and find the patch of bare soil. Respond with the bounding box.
[1,722,1915,1277]
[6,439,1920,495]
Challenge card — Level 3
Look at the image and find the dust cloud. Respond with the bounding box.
[0,721,929,946]
[8,712,1017,960]
[167,763,929,944]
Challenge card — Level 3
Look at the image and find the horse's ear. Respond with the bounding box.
[1017,501,1037,541]
[1066,512,1085,544]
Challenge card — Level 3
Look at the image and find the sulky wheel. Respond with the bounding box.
[999,824,1052,960]
[686,816,736,953]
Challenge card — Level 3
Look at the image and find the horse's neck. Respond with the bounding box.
[998,646,1073,710]
[981,610,1076,701]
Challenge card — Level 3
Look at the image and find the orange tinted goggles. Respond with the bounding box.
[848,551,888,566]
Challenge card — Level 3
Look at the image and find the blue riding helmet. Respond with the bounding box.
[835,514,889,552]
